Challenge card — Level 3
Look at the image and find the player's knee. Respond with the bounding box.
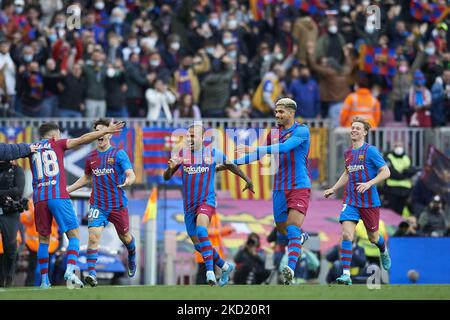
[88,232,100,246]
[66,228,79,239]
[342,230,354,241]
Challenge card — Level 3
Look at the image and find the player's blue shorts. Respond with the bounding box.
[273,188,311,223]
[339,203,380,232]
[35,199,79,235]
[87,205,130,235]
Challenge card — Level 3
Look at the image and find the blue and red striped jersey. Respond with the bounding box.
[85,146,133,212]
[273,122,311,190]
[343,143,386,208]
[29,138,70,204]
[176,147,226,213]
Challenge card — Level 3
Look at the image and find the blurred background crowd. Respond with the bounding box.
[0,0,448,127]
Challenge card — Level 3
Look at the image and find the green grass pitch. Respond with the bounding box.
[1,284,449,300]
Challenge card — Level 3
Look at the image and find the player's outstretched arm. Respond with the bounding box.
[0,143,35,161]
[163,158,180,181]
[356,165,390,193]
[66,120,125,150]
[222,161,255,193]
[118,169,136,188]
[67,174,92,193]
[324,170,349,198]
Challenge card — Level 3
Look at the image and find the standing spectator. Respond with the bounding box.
[124,52,148,117]
[83,49,107,118]
[106,7,131,39]
[105,58,128,118]
[315,17,346,65]
[251,63,284,118]
[173,93,201,120]
[121,33,140,62]
[172,51,210,104]
[288,64,320,119]
[306,41,352,123]
[390,52,425,122]
[418,195,449,237]
[225,95,251,119]
[57,63,85,117]
[41,58,62,117]
[147,51,171,85]
[16,61,47,117]
[200,55,234,118]
[431,69,450,127]
[384,142,416,215]
[82,10,106,45]
[0,39,16,116]
[292,16,319,65]
[340,74,381,128]
[407,70,432,128]
[39,0,63,27]
[145,79,176,121]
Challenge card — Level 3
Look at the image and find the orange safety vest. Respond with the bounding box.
[195,213,233,263]
[20,199,59,253]
[340,88,381,128]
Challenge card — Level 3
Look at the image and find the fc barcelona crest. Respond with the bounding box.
[107,157,115,165]
[358,154,364,161]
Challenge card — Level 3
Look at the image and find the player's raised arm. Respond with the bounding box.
[221,160,255,193]
[324,169,349,198]
[163,158,181,181]
[67,174,92,193]
[66,120,125,150]
[0,142,35,161]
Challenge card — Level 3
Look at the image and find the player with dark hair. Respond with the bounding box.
[67,118,136,287]
[234,98,311,285]
[29,120,124,288]
[164,124,254,286]
[324,117,391,285]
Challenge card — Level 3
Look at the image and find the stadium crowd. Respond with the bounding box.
[0,0,448,127]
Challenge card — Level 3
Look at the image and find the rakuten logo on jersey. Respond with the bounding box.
[183,166,209,174]
[92,168,115,176]
[347,164,364,173]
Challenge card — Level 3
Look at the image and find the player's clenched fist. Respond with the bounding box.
[323,188,335,198]
[168,157,180,169]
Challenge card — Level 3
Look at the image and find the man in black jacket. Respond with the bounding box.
[0,143,35,161]
[0,160,25,287]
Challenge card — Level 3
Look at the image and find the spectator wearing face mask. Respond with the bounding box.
[418,195,450,237]
[407,70,432,127]
[288,64,320,119]
[172,51,210,104]
[389,51,426,122]
[124,52,149,117]
[225,95,251,119]
[145,79,176,121]
[121,34,140,62]
[82,49,107,118]
[315,18,346,66]
[105,58,128,118]
[162,34,182,73]
[106,7,131,39]
[383,142,417,215]
[16,61,47,117]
